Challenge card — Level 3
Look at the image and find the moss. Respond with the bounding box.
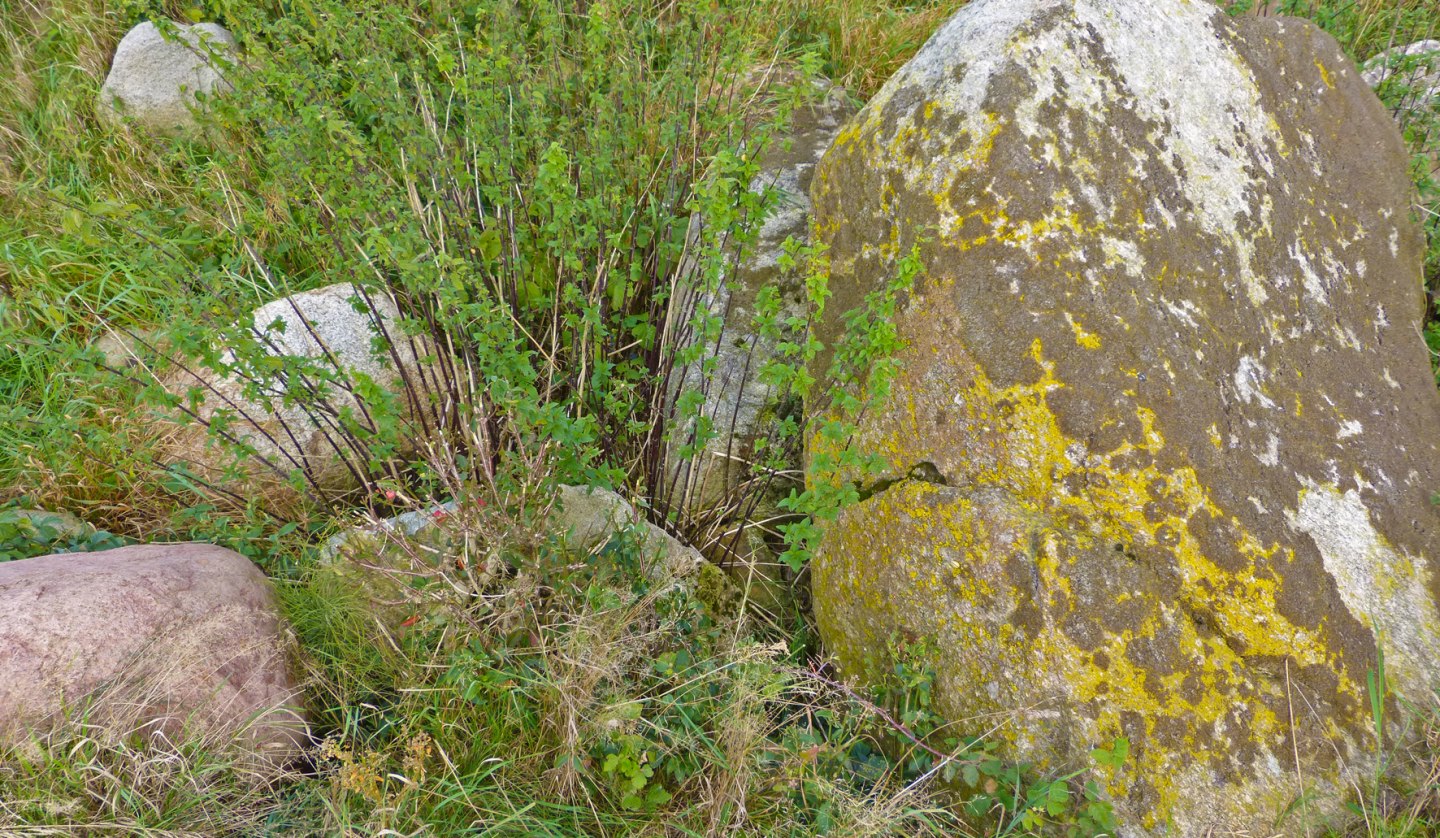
[693,561,742,616]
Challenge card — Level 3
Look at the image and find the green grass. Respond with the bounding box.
[0,513,986,836]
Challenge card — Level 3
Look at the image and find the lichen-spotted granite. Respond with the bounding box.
[808,0,1440,833]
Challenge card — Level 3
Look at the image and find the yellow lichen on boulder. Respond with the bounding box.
[808,0,1440,833]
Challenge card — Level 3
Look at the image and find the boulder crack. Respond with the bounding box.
[856,461,952,502]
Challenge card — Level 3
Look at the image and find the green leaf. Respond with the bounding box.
[1091,736,1129,770]
[1045,781,1070,816]
[477,227,502,261]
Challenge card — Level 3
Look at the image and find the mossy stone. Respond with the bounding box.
[809,1,1440,833]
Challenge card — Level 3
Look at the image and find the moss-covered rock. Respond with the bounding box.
[808,1,1440,833]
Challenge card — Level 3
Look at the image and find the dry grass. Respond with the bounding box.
[1,406,183,540]
[755,0,968,97]
[0,658,308,837]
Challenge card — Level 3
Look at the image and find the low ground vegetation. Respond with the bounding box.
[1,0,1438,834]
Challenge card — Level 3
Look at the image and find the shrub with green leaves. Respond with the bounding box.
[0,0,798,530]
[0,503,128,563]
[80,0,845,549]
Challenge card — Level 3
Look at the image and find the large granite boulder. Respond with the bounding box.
[165,283,434,501]
[667,73,856,518]
[91,325,160,372]
[99,21,235,132]
[808,1,1440,833]
[0,544,307,770]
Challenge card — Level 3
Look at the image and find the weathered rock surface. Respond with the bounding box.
[809,1,1440,833]
[321,502,461,564]
[320,486,708,627]
[165,283,434,500]
[554,484,705,579]
[667,73,856,517]
[0,544,306,769]
[1363,40,1440,177]
[1363,40,1440,101]
[317,500,469,627]
[99,21,235,132]
[92,326,159,372]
